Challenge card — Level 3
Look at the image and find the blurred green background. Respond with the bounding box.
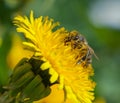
[0,0,120,103]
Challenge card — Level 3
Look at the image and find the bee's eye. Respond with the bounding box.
[79,36,85,42]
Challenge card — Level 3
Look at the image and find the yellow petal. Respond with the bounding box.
[40,61,51,70]
[49,68,58,83]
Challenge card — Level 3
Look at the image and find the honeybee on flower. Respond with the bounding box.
[64,31,98,67]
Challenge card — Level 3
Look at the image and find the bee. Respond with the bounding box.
[64,31,98,67]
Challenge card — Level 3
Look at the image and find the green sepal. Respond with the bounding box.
[11,71,34,89]
[22,75,45,101]
[10,63,32,83]
[0,57,52,103]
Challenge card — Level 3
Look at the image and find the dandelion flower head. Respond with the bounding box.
[13,11,96,103]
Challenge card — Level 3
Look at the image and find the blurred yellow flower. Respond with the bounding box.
[94,97,106,103]
[13,11,96,103]
[7,34,33,69]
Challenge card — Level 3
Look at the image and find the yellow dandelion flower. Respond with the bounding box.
[13,11,96,103]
